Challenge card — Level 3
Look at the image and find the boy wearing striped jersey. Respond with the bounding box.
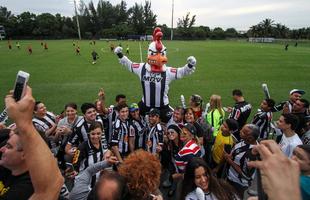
[129,103,148,150]
[252,98,275,139]
[111,103,134,162]
[145,108,164,155]
[224,124,259,198]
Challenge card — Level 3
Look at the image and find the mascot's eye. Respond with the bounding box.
[161,52,165,56]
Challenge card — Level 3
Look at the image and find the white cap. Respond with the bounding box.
[289,89,305,95]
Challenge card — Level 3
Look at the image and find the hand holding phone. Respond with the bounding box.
[13,71,30,102]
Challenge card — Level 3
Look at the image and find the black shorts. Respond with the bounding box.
[138,101,173,123]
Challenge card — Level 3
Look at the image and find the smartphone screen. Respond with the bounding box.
[13,75,26,101]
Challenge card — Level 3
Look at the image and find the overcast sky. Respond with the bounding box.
[1,0,310,30]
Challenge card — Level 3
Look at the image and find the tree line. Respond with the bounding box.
[1,1,309,40]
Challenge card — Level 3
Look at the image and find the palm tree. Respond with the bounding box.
[259,18,275,37]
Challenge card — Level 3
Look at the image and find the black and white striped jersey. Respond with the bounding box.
[111,117,132,155]
[75,140,107,188]
[146,123,164,154]
[32,111,56,133]
[129,116,148,149]
[118,56,195,107]
[68,116,108,150]
[252,109,273,139]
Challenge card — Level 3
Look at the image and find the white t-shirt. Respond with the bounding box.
[185,190,218,200]
[279,133,302,157]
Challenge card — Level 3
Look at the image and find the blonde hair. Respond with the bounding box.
[209,94,224,116]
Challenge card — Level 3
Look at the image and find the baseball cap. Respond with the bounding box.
[180,123,197,136]
[167,124,182,135]
[129,103,139,112]
[290,89,305,95]
[149,108,160,116]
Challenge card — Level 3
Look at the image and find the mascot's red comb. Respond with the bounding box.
[153,27,163,52]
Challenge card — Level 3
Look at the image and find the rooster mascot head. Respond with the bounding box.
[147,27,168,72]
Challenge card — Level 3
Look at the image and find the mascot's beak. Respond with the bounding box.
[148,53,168,72]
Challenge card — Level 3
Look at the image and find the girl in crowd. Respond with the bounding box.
[181,157,238,200]
[206,94,225,137]
[55,102,82,170]
[189,94,203,119]
[184,108,205,155]
[56,102,82,138]
[73,121,111,188]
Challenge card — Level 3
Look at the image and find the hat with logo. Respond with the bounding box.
[129,103,139,112]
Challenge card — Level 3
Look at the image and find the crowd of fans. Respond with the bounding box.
[0,86,309,200]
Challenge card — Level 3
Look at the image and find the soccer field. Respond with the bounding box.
[0,39,309,118]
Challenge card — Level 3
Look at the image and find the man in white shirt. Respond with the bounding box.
[277,113,302,157]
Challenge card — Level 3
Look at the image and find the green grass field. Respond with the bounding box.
[0,39,309,120]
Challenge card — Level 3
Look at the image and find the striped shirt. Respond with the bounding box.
[227,141,256,187]
[75,140,107,188]
[130,116,148,149]
[68,116,108,150]
[118,56,195,107]
[111,117,132,155]
[252,109,273,139]
[175,139,201,173]
[108,108,118,143]
[146,123,164,154]
[32,111,56,133]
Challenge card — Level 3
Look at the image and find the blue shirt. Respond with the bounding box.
[300,175,310,200]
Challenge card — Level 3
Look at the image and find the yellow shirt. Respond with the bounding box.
[212,130,234,164]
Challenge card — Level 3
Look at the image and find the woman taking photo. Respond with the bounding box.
[181,157,238,200]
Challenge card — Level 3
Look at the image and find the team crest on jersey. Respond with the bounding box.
[132,63,140,68]
[170,68,177,73]
[142,73,163,83]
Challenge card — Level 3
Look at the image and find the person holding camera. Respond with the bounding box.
[1,86,63,199]
[224,124,259,198]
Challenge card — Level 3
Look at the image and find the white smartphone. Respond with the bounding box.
[13,71,30,101]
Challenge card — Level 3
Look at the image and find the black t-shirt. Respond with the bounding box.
[229,101,252,140]
[0,167,34,200]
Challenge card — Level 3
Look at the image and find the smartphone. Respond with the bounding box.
[13,71,30,101]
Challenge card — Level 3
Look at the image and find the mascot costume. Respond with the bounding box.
[114,27,196,123]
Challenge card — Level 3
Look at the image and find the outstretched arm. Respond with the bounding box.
[114,46,134,71]
[5,86,64,200]
[175,56,196,79]
[69,157,118,200]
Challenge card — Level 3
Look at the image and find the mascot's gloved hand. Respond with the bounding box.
[187,56,196,68]
[114,46,123,58]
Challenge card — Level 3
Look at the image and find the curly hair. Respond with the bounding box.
[118,149,161,199]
